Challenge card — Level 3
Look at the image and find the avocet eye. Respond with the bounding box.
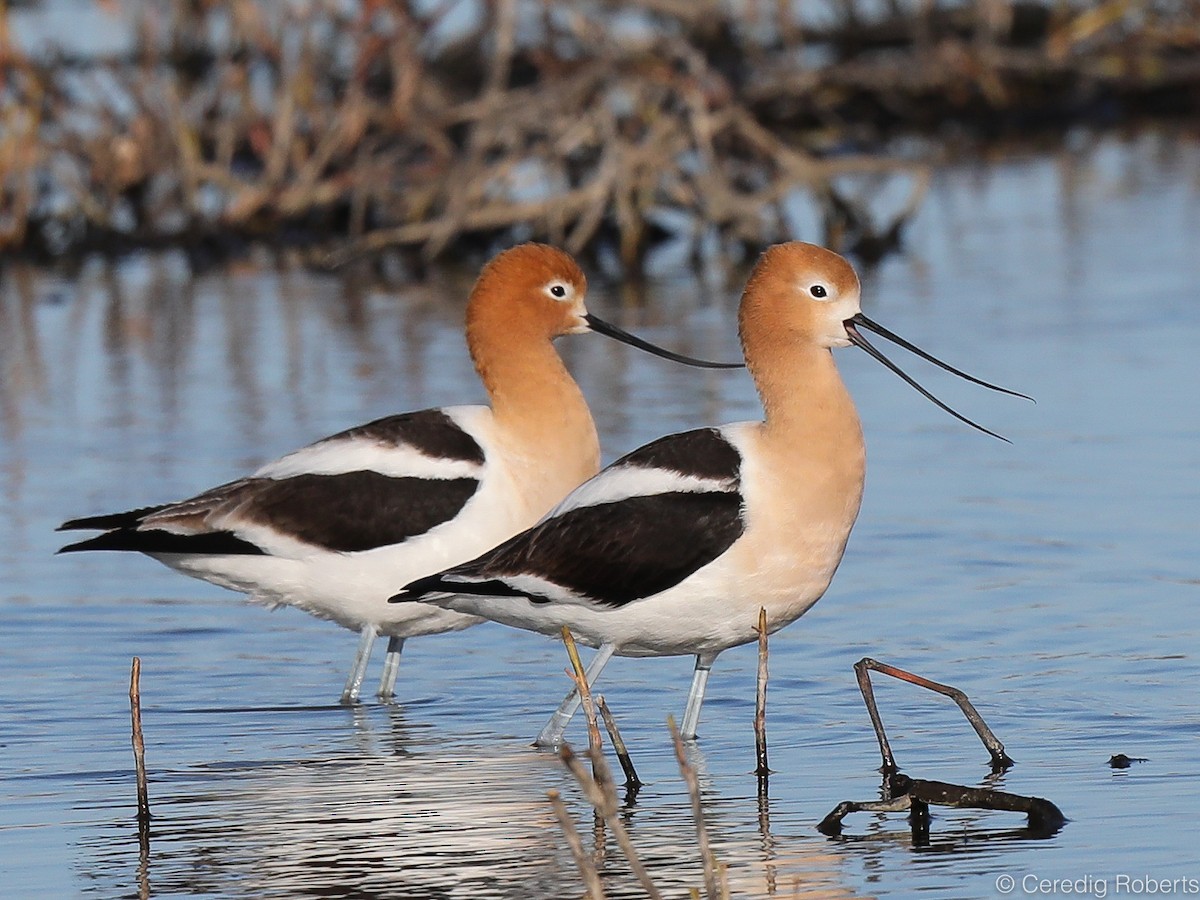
[546,282,570,300]
[810,284,829,299]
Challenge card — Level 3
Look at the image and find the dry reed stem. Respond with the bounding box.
[560,745,664,900]
[561,626,604,771]
[668,716,722,900]
[754,606,770,779]
[547,788,607,900]
[129,657,151,823]
[130,654,152,899]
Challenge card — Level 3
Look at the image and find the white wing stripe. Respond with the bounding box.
[549,465,735,517]
[496,575,588,605]
[256,440,483,480]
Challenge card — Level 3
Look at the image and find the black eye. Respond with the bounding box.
[549,284,567,298]
[810,285,828,298]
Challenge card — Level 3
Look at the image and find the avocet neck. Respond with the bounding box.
[467,302,600,511]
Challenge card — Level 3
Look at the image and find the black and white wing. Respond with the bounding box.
[59,409,488,557]
[398,427,745,607]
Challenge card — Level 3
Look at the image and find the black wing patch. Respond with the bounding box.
[611,427,741,482]
[241,472,479,553]
[59,408,486,558]
[396,427,747,607]
[328,410,485,465]
[59,472,480,556]
[410,491,744,607]
[58,529,267,556]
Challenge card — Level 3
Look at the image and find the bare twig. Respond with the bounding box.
[130,657,151,900]
[547,789,606,899]
[753,607,770,780]
[560,745,664,900]
[562,627,604,772]
[668,716,721,900]
[129,657,151,824]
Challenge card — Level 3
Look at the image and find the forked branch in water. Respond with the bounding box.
[854,656,1014,773]
[819,657,1063,840]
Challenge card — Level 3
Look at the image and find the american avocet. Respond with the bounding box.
[58,243,738,703]
[392,241,1029,744]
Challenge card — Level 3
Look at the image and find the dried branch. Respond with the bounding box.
[5,1,1194,266]
[669,716,723,900]
[560,745,664,900]
[547,789,606,899]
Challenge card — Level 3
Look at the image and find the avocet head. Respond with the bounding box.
[739,242,864,350]
[468,243,591,339]
[469,243,741,369]
[740,242,1032,440]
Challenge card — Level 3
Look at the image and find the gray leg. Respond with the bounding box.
[377,636,406,701]
[340,626,377,703]
[534,642,615,748]
[680,653,718,740]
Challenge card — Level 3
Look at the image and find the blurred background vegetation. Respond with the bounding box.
[2,0,1197,274]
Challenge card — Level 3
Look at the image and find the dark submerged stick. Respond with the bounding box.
[900,776,1063,831]
[547,788,606,900]
[754,607,770,780]
[854,657,1014,772]
[818,774,1065,838]
[669,716,722,900]
[596,695,641,791]
[562,627,604,771]
[818,793,916,836]
[129,657,151,824]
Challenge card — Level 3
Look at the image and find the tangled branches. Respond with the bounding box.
[1,0,1195,271]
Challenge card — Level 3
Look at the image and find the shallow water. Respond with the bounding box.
[3,131,1200,898]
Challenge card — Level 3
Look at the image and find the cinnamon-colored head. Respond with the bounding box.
[739,241,1027,441]
[738,242,862,358]
[465,244,590,349]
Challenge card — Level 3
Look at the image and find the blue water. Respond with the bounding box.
[3,131,1199,898]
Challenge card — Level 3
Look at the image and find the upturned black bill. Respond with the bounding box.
[844,313,1032,442]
